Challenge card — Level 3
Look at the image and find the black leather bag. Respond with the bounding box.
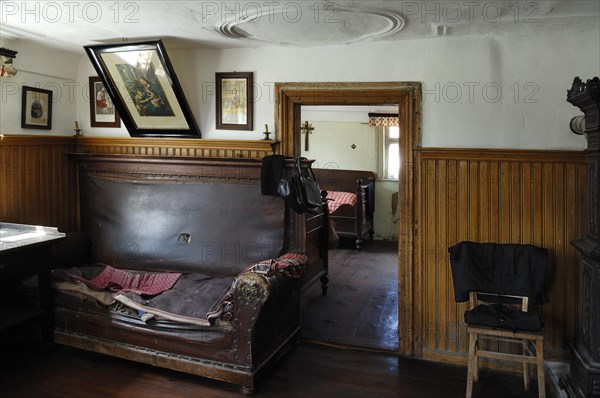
[278,158,322,214]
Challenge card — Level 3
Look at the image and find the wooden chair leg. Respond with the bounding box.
[473,335,479,383]
[466,332,477,398]
[536,338,545,398]
[523,340,530,390]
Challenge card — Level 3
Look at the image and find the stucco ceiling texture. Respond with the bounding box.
[0,0,598,51]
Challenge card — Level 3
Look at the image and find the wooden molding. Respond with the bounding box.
[74,136,275,150]
[274,82,421,157]
[0,135,276,158]
[417,147,586,163]
[74,137,276,159]
[0,134,77,146]
[274,81,422,357]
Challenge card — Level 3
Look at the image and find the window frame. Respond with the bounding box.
[378,125,400,181]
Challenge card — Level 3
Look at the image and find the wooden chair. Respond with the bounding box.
[465,291,545,398]
[448,241,548,398]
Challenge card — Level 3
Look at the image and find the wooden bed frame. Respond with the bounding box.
[314,169,375,251]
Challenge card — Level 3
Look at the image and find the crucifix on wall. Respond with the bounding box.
[301,121,314,151]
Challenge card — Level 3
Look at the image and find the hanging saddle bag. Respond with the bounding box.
[278,158,322,214]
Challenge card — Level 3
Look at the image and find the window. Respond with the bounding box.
[379,126,400,180]
[369,112,400,181]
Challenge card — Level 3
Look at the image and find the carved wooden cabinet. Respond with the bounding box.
[562,76,600,398]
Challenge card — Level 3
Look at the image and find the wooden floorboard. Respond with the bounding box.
[301,239,399,351]
[1,329,541,398]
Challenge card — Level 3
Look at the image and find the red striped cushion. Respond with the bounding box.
[327,191,357,214]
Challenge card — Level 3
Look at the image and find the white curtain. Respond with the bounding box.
[368,113,398,127]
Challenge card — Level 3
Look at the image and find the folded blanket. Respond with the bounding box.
[69,265,181,296]
[113,274,235,326]
[327,191,357,214]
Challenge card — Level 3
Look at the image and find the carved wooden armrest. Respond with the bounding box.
[228,253,307,322]
[232,271,272,310]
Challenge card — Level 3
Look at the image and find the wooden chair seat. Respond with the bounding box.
[465,292,545,398]
[449,241,548,398]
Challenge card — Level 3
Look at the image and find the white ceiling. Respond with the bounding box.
[0,1,598,52]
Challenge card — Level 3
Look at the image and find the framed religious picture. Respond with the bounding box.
[21,86,52,130]
[84,40,200,138]
[216,72,253,131]
[89,76,121,128]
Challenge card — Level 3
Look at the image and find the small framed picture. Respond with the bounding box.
[21,86,52,130]
[89,76,121,128]
[216,72,253,131]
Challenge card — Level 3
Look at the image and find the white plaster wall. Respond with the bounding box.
[164,27,597,149]
[301,121,377,171]
[374,180,400,241]
[0,38,82,135]
[1,25,597,150]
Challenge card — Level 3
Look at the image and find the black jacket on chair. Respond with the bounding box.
[448,241,548,304]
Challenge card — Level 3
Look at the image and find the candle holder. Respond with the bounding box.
[73,128,82,137]
[262,124,272,140]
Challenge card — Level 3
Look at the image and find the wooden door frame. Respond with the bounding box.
[274,82,422,357]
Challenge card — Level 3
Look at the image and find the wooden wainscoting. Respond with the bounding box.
[0,135,78,231]
[415,148,587,364]
[0,135,276,232]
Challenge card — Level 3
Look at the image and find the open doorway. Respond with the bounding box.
[298,105,400,351]
[274,82,422,356]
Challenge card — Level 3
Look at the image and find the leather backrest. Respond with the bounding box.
[83,175,285,277]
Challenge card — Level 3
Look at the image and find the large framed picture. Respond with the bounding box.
[216,72,253,131]
[89,76,121,128]
[21,86,52,130]
[85,40,200,138]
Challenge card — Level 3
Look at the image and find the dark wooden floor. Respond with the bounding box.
[301,239,399,351]
[1,329,541,398]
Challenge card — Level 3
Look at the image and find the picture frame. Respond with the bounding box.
[21,86,52,130]
[89,76,121,128]
[84,40,201,138]
[216,72,253,131]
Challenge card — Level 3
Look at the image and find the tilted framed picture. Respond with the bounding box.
[85,40,201,138]
[89,76,121,128]
[216,72,253,131]
[21,86,52,130]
